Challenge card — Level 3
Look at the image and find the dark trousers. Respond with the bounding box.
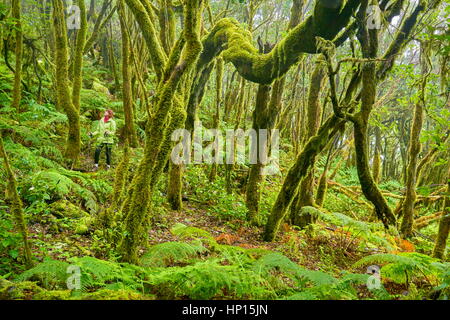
[94,143,112,165]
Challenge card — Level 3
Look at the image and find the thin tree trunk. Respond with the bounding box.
[432,165,450,259]
[209,57,224,182]
[290,58,326,221]
[351,2,396,227]
[401,43,430,237]
[0,133,33,268]
[11,0,22,112]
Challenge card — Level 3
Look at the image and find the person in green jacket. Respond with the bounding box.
[90,109,116,170]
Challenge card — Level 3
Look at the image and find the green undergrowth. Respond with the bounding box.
[5,223,448,300]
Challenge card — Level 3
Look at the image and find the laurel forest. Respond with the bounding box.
[0,0,449,300]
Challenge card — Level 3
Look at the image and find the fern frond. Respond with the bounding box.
[252,253,337,286]
[170,223,217,246]
[15,258,70,289]
[140,241,208,267]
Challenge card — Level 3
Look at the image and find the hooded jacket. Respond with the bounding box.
[92,117,117,144]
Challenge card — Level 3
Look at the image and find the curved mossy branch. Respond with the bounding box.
[187,0,359,131]
[199,0,360,84]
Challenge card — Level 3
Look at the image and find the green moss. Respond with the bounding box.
[0,280,42,299]
[33,290,72,300]
[80,288,154,300]
[49,200,89,219]
[118,0,138,147]
[92,80,110,95]
[74,216,95,235]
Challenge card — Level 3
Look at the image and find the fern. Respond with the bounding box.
[70,256,124,292]
[23,169,98,213]
[147,259,274,299]
[252,253,337,287]
[313,210,395,250]
[15,258,70,289]
[140,241,208,267]
[170,223,217,246]
[353,252,443,285]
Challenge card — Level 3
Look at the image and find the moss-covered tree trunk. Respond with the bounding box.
[118,0,203,263]
[11,0,22,112]
[263,115,345,241]
[372,126,382,183]
[0,133,33,268]
[348,1,396,228]
[315,142,335,206]
[246,0,304,223]
[158,0,176,55]
[245,83,271,222]
[209,57,224,181]
[118,0,138,147]
[400,44,429,237]
[167,162,183,211]
[52,0,81,166]
[290,58,326,221]
[432,165,450,259]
